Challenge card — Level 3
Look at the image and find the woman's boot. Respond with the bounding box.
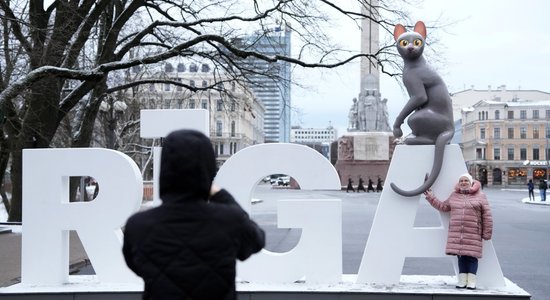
[455,273,467,288]
[466,273,476,290]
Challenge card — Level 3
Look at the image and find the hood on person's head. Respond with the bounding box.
[159,129,217,202]
[459,173,473,185]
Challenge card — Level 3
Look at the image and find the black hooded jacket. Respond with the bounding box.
[123,130,265,300]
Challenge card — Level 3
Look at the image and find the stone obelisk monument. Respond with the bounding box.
[335,0,395,189]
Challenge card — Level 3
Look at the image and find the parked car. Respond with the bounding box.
[269,174,290,186]
[277,176,290,186]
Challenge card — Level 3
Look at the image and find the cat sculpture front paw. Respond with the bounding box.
[393,127,403,139]
[393,137,405,145]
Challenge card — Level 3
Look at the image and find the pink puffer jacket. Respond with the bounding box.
[425,180,493,258]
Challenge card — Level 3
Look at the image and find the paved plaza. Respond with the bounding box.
[0,184,548,299]
[251,184,549,300]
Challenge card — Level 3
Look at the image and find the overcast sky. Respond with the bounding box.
[291,0,550,137]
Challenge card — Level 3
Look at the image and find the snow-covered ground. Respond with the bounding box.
[0,203,7,222]
[520,196,550,205]
[0,274,529,297]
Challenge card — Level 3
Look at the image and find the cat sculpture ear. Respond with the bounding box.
[393,24,407,41]
[413,21,427,39]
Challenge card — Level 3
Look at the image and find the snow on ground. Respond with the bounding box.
[0,203,7,222]
[0,275,529,296]
[520,196,550,205]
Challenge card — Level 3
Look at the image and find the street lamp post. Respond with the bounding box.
[546,125,549,180]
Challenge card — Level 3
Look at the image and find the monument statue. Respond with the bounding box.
[337,0,394,189]
[347,75,391,132]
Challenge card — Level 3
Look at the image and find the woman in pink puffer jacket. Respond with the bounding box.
[423,173,493,290]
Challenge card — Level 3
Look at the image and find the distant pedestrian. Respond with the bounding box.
[357,177,366,192]
[539,179,547,201]
[376,177,383,192]
[123,129,265,300]
[367,178,375,192]
[346,177,355,193]
[527,179,535,201]
[479,176,486,190]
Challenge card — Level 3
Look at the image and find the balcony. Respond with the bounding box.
[210,131,245,140]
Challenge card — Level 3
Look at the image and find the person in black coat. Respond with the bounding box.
[122,129,265,300]
[367,178,375,192]
[357,176,366,192]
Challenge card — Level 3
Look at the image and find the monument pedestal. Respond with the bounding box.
[335,132,395,188]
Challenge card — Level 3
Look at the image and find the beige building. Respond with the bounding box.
[451,85,550,121]
[461,99,550,187]
[130,60,265,166]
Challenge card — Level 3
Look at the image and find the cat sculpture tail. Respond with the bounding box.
[390,130,454,197]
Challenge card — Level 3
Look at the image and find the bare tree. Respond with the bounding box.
[0,0,417,222]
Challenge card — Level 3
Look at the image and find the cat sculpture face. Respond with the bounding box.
[394,21,427,60]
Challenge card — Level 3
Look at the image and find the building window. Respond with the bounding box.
[216,121,223,137]
[217,99,223,111]
[189,99,195,109]
[220,143,224,155]
[149,83,156,91]
[494,128,501,139]
[201,63,210,72]
[507,127,514,139]
[202,80,208,88]
[190,80,195,88]
[507,111,514,119]
[231,121,236,137]
[230,100,236,112]
[164,83,170,91]
[546,126,550,139]
[189,63,198,72]
[177,63,185,72]
[533,127,539,139]
[480,128,485,139]
[520,148,527,160]
[533,147,540,160]
[508,147,514,160]
[164,98,171,109]
[176,78,183,91]
[231,82,236,92]
[546,110,550,119]
[132,65,141,73]
[177,99,183,109]
[165,63,174,73]
[495,110,500,120]
[201,100,207,109]
[478,112,482,120]
[520,110,526,120]
[494,148,500,160]
[476,148,483,160]
[533,110,539,119]
[520,127,527,139]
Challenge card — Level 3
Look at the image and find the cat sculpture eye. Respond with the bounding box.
[399,40,409,47]
[413,39,423,46]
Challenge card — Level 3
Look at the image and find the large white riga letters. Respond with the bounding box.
[16,109,504,289]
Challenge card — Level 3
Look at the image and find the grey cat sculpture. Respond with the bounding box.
[390,21,454,197]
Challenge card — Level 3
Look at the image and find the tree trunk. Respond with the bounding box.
[0,129,10,215]
[7,149,22,222]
